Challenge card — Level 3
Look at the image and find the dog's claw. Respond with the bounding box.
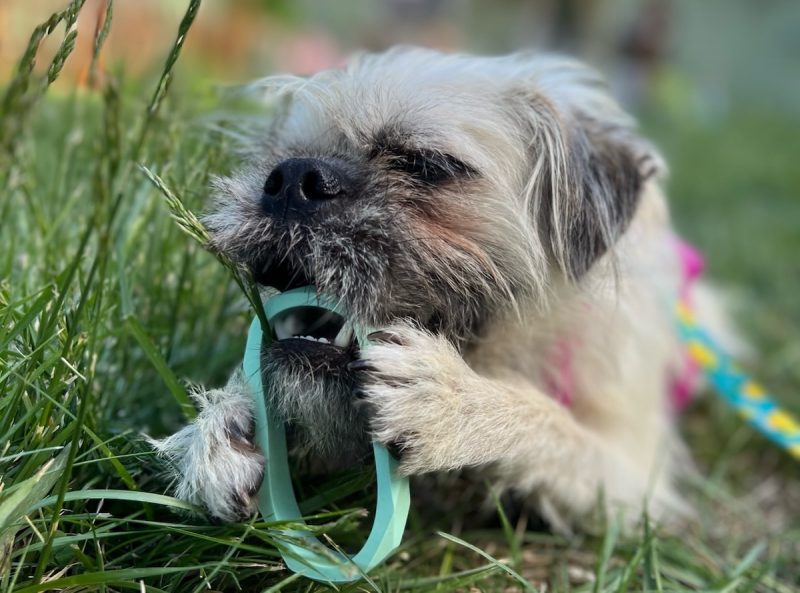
[348,359,376,372]
[230,489,258,522]
[386,440,405,460]
[367,330,405,345]
[225,422,253,445]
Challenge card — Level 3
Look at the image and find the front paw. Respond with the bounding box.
[151,386,265,522]
[354,323,472,475]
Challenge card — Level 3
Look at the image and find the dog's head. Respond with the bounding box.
[206,48,664,459]
[207,47,662,355]
[206,49,660,458]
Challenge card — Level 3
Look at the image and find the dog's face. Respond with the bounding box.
[205,48,661,457]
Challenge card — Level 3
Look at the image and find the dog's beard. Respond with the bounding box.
[261,336,372,466]
[245,213,394,464]
[211,201,513,464]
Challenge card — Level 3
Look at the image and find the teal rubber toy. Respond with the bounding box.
[242,286,411,582]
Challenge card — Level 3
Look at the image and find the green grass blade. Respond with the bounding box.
[437,531,538,592]
[13,565,219,593]
[592,515,620,593]
[28,489,201,514]
[125,316,196,419]
[0,446,71,572]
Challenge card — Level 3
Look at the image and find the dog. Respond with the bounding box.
[152,47,730,529]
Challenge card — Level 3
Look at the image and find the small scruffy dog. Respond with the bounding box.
[153,48,728,528]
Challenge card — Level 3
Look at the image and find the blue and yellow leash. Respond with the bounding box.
[675,300,800,460]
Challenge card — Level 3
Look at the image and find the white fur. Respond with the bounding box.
[149,371,264,522]
[360,183,694,527]
[155,48,730,529]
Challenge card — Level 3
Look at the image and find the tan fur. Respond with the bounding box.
[152,48,725,531]
[357,181,694,529]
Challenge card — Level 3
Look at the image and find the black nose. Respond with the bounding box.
[262,158,346,217]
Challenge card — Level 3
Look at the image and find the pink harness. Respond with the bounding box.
[545,238,705,412]
[669,239,705,411]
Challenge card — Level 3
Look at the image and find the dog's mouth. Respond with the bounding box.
[271,306,356,350]
[255,256,357,351]
[252,257,313,292]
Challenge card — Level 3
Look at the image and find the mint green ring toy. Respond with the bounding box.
[242,286,411,582]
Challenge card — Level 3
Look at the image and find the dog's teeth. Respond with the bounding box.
[334,323,354,348]
[274,312,347,346]
[297,335,327,343]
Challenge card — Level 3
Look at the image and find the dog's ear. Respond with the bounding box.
[512,58,664,279]
[541,110,659,279]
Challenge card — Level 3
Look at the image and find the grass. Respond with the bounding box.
[1,1,798,591]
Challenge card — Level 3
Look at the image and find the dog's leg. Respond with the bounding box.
[360,323,680,524]
[149,369,264,522]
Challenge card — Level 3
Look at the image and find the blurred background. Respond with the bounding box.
[3,0,799,113]
[2,0,799,407]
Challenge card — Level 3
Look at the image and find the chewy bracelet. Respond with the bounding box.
[242,286,410,582]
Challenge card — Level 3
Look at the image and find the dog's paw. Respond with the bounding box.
[352,323,475,475]
[150,385,265,522]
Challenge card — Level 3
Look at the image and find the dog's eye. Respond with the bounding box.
[389,150,472,185]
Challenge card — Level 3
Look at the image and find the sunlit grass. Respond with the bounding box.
[1,1,798,591]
